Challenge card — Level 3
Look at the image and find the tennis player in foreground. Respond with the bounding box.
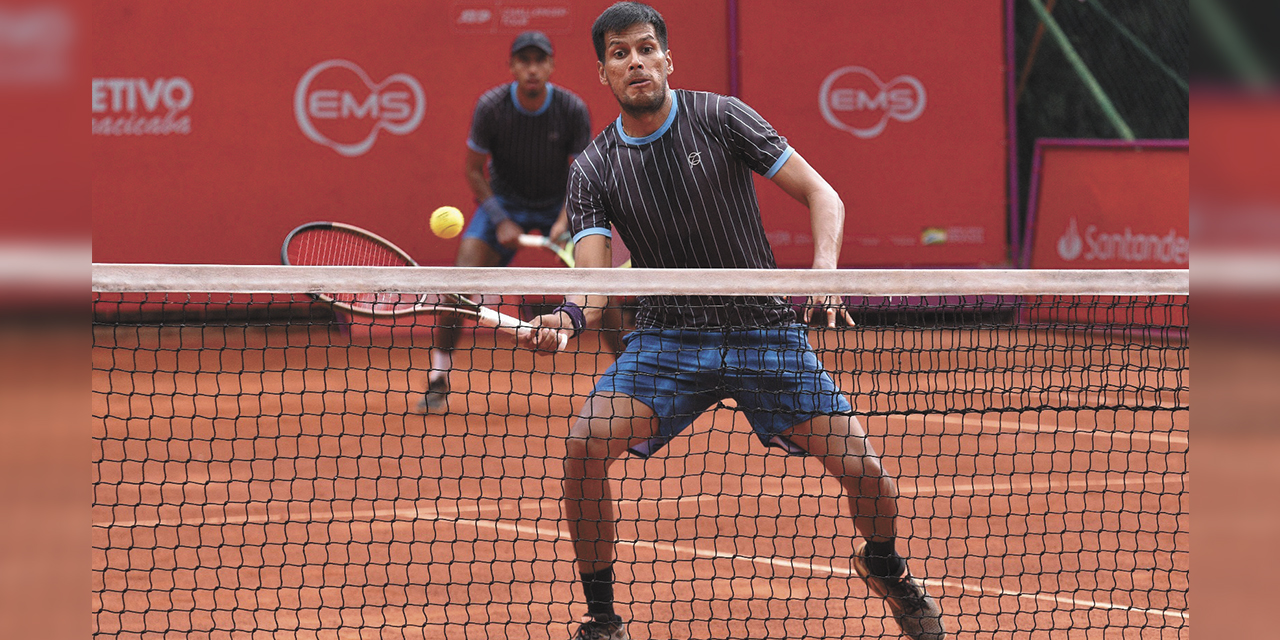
[520,3,947,639]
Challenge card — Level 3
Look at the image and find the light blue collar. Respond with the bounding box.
[510,82,554,116]
[614,90,678,145]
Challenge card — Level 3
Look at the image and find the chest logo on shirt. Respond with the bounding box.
[819,66,925,139]
[687,151,702,168]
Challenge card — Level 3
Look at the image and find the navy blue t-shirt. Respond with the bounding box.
[568,89,797,328]
[468,82,592,210]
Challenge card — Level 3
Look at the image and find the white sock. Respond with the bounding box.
[430,350,452,380]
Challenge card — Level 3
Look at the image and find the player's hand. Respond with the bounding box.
[519,313,571,354]
[496,219,524,250]
[548,219,571,247]
[804,295,855,328]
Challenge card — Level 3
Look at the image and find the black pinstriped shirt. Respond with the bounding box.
[568,89,798,329]
[467,82,592,210]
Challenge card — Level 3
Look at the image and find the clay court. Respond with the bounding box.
[91,305,1188,639]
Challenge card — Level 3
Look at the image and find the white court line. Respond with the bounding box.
[94,494,1187,624]
[443,512,1187,623]
[898,474,1183,498]
[96,467,1182,530]
[1096,390,1187,411]
[917,413,1189,447]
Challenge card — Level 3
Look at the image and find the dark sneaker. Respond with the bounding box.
[416,377,449,413]
[569,616,630,640]
[853,541,946,640]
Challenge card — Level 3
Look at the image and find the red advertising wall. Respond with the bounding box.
[91,1,1010,268]
[738,0,1009,267]
[1022,141,1189,269]
[1022,141,1188,329]
[90,0,728,265]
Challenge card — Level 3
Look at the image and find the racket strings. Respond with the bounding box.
[288,228,425,313]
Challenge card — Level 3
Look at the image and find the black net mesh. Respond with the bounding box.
[92,283,1188,639]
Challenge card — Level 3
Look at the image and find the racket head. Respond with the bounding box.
[333,291,485,318]
[518,233,575,268]
[282,221,479,317]
[282,221,418,267]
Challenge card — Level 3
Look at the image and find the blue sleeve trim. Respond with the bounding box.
[467,138,488,154]
[764,146,795,179]
[572,227,613,245]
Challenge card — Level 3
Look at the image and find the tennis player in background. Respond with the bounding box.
[522,3,947,639]
[421,30,592,413]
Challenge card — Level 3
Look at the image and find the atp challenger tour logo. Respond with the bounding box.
[91,77,193,136]
[819,66,925,139]
[294,59,426,157]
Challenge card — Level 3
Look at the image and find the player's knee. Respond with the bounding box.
[831,451,888,482]
[564,421,619,470]
[564,427,608,461]
[564,433,591,462]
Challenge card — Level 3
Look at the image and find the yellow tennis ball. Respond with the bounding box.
[430,206,465,239]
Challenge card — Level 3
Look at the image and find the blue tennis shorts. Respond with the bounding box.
[592,326,854,457]
[462,196,562,266]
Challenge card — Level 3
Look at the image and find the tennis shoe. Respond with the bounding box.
[569,616,630,640]
[853,541,946,640]
[416,377,449,413]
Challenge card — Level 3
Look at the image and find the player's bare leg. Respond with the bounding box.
[785,414,946,639]
[419,237,502,413]
[562,393,659,639]
[785,415,898,539]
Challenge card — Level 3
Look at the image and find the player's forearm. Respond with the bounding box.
[768,151,845,269]
[465,168,493,203]
[564,234,612,329]
[566,294,610,328]
[809,189,845,269]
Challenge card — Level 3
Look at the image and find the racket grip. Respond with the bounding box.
[474,306,529,332]
[475,305,569,352]
[516,234,550,249]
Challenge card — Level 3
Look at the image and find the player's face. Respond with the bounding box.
[510,49,554,98]
[598,24,672,115]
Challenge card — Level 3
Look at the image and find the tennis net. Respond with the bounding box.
[92,265,1188,640]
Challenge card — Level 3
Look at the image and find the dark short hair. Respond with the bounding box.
[591,2,668,63]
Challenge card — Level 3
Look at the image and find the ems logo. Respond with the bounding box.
[819,66,925,139]
[687,151,701,167]
[294,59,426,157]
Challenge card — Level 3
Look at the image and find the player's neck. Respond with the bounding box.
[619,89,674,139]
[516,85,549,112]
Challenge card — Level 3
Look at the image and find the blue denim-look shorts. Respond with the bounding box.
[461,196,562,266]
[592,326,853,457]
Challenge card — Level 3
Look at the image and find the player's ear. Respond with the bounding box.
[597,61,607,85]
[665,50,673,76]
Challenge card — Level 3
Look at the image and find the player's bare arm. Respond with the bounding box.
[523,234,614,352]
[465,147,523,247]
[769,151,854,326]
[464,148,495,203]
[549,207,571,243]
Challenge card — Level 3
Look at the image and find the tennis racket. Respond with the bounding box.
[517,231,633,268]
[518,233,576,267]
[282,221,565,348]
